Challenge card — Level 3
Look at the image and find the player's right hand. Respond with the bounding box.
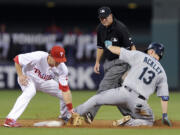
[94,63,100,74]
[19,75,29,86]
[162,113,172,127]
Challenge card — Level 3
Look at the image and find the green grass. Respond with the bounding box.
[0,90,180,135]
[0,128,180,135]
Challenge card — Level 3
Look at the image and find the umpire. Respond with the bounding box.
[85,6,136,123]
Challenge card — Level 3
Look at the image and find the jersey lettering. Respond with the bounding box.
[139,67,155,85]
[143,56,162,74]
[34,67,53,81]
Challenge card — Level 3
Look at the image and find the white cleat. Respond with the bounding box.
[112,115,131,126]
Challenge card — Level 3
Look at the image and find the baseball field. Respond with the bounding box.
[0,90,180,135]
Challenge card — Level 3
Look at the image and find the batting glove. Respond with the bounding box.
[104,40,112,49]
[62,109,74,123]
[162,113,172,127]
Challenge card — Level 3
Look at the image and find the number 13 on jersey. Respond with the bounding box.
[139,67,155,85]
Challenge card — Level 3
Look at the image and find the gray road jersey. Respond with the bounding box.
[120,48,169,99]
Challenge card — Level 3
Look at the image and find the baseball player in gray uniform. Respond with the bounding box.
[75,42,171,126]
[84,6,136,124]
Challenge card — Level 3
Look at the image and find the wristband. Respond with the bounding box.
[66,103,73,112]
[104,40,112,48]
[59,83,70,92]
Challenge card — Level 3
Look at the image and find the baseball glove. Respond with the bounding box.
[71,113,83,126]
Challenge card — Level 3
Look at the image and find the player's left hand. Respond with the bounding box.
[104,40,112,48]
[64,109,83,126]
[62,113,72,124]
[162,113,172,127]
[71,112,83,126]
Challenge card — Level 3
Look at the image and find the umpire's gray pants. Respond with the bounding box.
[84,59,130,119]
[75,86,154,126]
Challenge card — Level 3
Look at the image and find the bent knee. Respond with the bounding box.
[23,89,36,99]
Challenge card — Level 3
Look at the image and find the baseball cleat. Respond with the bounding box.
[84,112,93,124]
[112,115,131,126]
[3,118,21,127]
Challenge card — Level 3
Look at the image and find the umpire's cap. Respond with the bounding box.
[98,6,111,18]
[50,46,66,62]
[146,42,164,60]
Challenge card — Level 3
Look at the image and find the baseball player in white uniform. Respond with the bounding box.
[4,46,74,127]
[75,42,172,127]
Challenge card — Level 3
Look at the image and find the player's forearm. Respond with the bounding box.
[131,45,136,50]
[161,99,168,114]
[161,98,172,126]
[108,46,121,55]
[62,90,74,112]
[62,90,72,104]
[96,48,104,64]
[15,63,23,77]
[104,40,121,55]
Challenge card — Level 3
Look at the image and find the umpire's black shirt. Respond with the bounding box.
[97,17,134,61]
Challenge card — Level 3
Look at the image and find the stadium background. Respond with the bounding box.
[0,0,179,91]
[1,1,180,134]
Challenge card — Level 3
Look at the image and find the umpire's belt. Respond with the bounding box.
[124,85,146,100]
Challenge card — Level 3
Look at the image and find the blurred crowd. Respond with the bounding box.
[0,23,97,63]
[0,24,10,60]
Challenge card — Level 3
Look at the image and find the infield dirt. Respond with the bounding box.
[1,119,180,129]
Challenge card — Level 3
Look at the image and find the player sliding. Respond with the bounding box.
[75,42,172,127]
[4,46,78,127]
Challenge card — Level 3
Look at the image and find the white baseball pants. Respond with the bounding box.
[6,78,69,120]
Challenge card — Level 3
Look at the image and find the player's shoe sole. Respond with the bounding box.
[3,118,21,127]
[112,115,131,126]
[84,112,93,124]
[3,122,21,127]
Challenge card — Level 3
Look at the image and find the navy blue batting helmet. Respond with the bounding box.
[146,42,164,59]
